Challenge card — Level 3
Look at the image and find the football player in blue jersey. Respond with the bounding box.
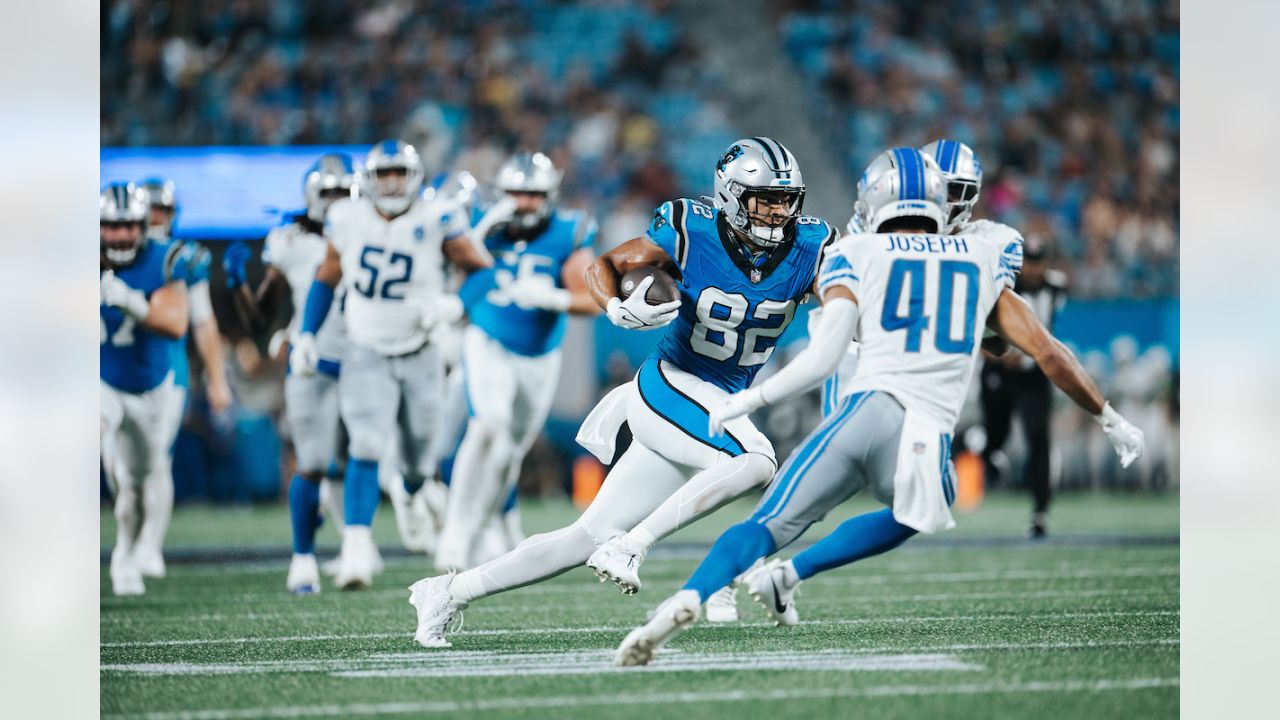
[100,183,191,596]
[433,152,601,571]
[131,178,232,580]
[408,137,841,647]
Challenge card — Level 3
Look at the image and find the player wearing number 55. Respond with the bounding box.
[297,139,492,591]
[408,137,841,647]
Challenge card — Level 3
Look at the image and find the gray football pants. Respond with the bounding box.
[748,390,904,547]
[340,342,442,484]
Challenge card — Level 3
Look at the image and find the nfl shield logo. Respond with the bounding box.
[912,442,926,455]
[750,268,762,283]
[414,226,425,242]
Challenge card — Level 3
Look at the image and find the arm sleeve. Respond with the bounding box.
[188,281,214,323]
[300,279,335,335]
[756,297,860,406]
[644,200,688,270]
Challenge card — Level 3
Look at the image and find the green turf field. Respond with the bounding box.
[101,492,1179,719]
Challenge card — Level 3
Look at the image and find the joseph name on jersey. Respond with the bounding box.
[326,195,468,356]
[263,218,348,361]
[820,225,1024,428]
[464,208,596,357]
[101,239,187,393]
[646,198,837,393]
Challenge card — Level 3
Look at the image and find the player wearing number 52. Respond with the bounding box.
[100,183,191,597]
[298,139,491,590]
[407,137,839,649]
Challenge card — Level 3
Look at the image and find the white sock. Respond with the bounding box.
[627,452,774,550]
[780,559,802,588]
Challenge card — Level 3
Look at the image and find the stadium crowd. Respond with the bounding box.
[101,0,1178,503]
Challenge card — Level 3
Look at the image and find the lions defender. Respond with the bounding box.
[224,154,356,593]
[297,140,491,589]
[434,152,600,571]
[100,183,190,596]
[408,137,840,648]
[125,179,231,580]
[615,148,1144,665]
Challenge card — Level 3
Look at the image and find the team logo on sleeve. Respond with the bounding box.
[651,210,668,230]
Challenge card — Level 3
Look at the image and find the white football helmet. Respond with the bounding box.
[139,177,178,240]
[303,153,357,223]
[712,137,805,248]
[919,139,983,233]
[494,152,561,235]
[427,170,479,211]
[853,147,948,234]
[364,139,425,216]
[100,182,149,265]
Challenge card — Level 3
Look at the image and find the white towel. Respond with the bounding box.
[575,382,633,464]
[890,408,956,534]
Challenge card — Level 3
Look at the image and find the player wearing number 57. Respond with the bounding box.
[408,137,841,647]
[297,140,492,590]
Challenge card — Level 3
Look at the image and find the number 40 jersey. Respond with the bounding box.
[326,195,469,356]
[821,224,1024,428]
[646,198,837,393]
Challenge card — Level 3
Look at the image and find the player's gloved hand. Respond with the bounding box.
[418,294,464,332]
[100,271,151,320]
[223,242,252,289]
[474,196,518,237]
[290,333,320,377]
[605,276,680,331]
[508,274,571,312]
[708,387,765,437]
[1095,402,1144,468]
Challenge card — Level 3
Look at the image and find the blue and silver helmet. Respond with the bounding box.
[138,177,178,240]
[303,153,357,222]
[364,139,426,216]
[100,182,149,265]
[712,137,806,248]
[853,147,948,234]
[920,139,983,233]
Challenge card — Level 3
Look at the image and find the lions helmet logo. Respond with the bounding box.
[717,144,744,172]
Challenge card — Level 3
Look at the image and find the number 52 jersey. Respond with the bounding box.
[326,196,469,356]
[820,225,1024,428]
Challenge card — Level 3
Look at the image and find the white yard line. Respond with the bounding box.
[102,676,1179,719]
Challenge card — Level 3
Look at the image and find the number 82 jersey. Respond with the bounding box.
[646,198,836,393]
[822,224,1024,428]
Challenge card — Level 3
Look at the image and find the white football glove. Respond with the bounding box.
[708,387,765,437]
[475,196,518,237]
[418,294,464,332]
[605,275,680,331]
[508,274,571,312]
[290,333,320,377]
[100,271,150,320]
[1095,402,1144,468]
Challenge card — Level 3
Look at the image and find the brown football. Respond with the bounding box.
[619,266,679,305]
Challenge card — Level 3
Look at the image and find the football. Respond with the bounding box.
[619,266,679,305]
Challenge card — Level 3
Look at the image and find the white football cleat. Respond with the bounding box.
[334,526,381,590]
[586,534,647,595]
[110,549,145,597]
[286,553,321,595]
[134,544,166,579]
[745,558,800,626]
[704,584,739,623]
[614,589,701,666]
[389,480,431,553]
[408,570,466,648]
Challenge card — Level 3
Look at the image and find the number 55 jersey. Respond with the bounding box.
[645,198,837,393]
[820,224,1024,428]
[326,195,469,355]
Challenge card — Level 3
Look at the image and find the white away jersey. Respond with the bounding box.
[262,220,348,361]
[327,196,468,355]
[819,225,1023,428]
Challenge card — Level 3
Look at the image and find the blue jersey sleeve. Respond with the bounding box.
[572,213,599,251]
[644,200,689,270]
[458,268,495,311]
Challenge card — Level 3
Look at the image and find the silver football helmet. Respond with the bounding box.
[920,139,983,233]
[364,139,425,216]
[100,182,149,265]
[853,147,948,234]
[427,170,479,210]
[139,177,178,240]
[713,137,805,248]
[494,152,561,235]
[303,153,357,223]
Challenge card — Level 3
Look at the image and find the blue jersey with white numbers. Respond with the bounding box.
[463,208,597,357]
[101,240,186,393]
[646,198,837,392]
[169,241,211,389]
